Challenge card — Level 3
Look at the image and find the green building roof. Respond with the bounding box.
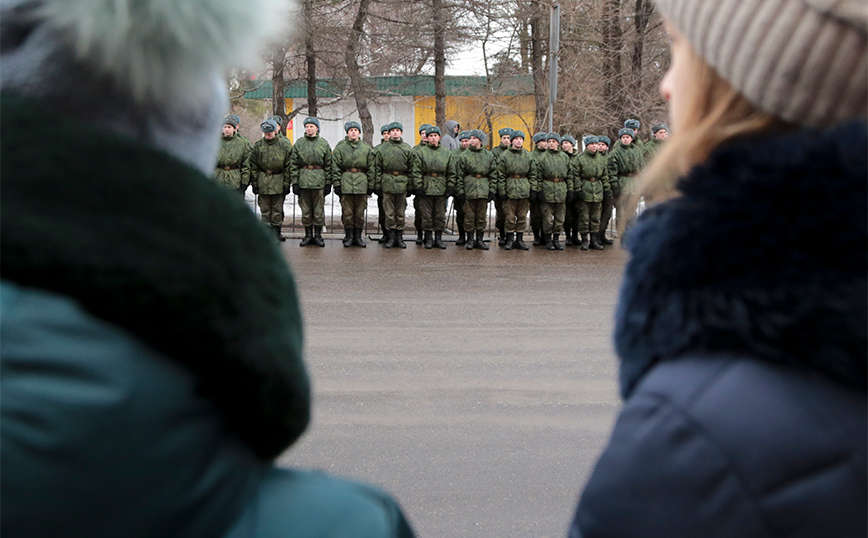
[242,75,534,99]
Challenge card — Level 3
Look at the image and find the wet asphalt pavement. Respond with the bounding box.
[276,233,628,538]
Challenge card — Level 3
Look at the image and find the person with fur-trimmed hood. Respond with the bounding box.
[0,1,415,536]
[215,114,252,197]
[251,119,293,241]
[570,0,866,536]
[332,121,375,247]
[289,116,332,247]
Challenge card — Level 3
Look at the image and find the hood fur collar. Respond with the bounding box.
[616,121,867,398]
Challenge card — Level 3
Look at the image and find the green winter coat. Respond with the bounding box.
[289,135,332,190]
[451,146,500,200]
[532,149,571,203]
[374,138,413,194]
[496,147,537,199]
[607,143,645,195]
[491,144,509,158]
[643,138,664,160]
[250,137,292,195]
[411,144,454,196]
[331,138,375,195]
[214,134,251,189]
[570,149,610,203]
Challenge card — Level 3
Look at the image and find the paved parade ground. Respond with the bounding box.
[277,238,628,537]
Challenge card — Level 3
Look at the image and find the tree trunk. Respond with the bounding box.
[304,0,318,116]
[602,0,624,126]
[530,0,546,132]
[346,0,374,144]
[432,0,447,129]
[270,44,289,129]
[630,0,655,106]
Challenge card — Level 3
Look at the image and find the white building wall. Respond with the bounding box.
[289,97,418,147]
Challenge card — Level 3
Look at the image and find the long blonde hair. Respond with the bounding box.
[629,45,792,213]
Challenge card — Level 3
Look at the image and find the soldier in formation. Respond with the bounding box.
[496,130,536,250]
[560,135,579,246]
[452,130,499,250]
[411,126,454,249]
[375,124,391,243]
[332,121,374,248]
[214,115,251,197]
[289,116,332,247]
[250,119,292,241]
[491,127,513,246]
[450,131,472,246]
[374,122,413,249]
[533,133,570,250]
[606,127,646,234]
[570,135,610,250]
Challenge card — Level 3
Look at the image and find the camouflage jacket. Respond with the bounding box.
[532,149,571,203]
[496,147,537,199]
[373,138,413,194]
[250,137,292,195]
[451,146,501,200]
[214,134,251,189]
[607,143,645,194]
[289,134,332,190]
[570,149,610,203]
[331,138,375,194]
[411,144,454,196]
[643,138,664,160]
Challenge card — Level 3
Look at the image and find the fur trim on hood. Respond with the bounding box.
[615,121,867,398]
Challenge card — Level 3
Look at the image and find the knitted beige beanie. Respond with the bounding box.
[653,0,867,127]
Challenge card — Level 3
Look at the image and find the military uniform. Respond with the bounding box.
[448,131,471,246]
[332,122,374,247]
[491,127,512,246]
[214,118,251,196]
[495,130,536,250]
[560,135,579,245]
[532,134,570,250]
[250,120,292,241]
[596,136,615,245]
[451,131,500,250]
[374,125,390,243]
[570,136,610,250]
[607,128,645,234]
[529,132,548,245]
[373,124,413,248]
[289,117,332,247]
[411,127,454,249]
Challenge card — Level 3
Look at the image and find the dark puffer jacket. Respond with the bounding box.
[570,121,867,538]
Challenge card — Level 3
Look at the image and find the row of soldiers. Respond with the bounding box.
[214,114,668,250]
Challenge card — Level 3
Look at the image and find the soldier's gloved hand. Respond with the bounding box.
[576,190,585,202]
[324,184,332,195]
[252,184,259,195]
[283,185,291,195]
[334,185,342,197]
[292,184,300,195]
[487,191,495,202]
[445,186,456,198]
[604,190,612,198]
[530,190,540,201]
[567,191,576,203]
[238,185,248,195]
[375,188,383,197]
[415,187,425,197]
[497,192,508,201]
[367,187,374,196]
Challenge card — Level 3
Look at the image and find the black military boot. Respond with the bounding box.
[395,230,407,249]
[589,233,604,250]
[273,225,286,242]
[353,227,367,248]
[313,225,325,247]
[564,228,574,246]
[498,225,506,247]
[378,229,389,244]
[342,228,353,247]
[580,233,590,250]
[415,229,424,245]
[571,230,580,247]
[465,232,475,250]
[423,230,433,249]
[544,233,554,250]
[515,233,529,250]
[504,233,515,250]
[599,230,613,246]
[384,229,395,249]
[434,230,447,249]
[475,230,489,250]
[532,228,542,246]
[299,225,313,247]
[456,226,466,247]
[553,233,564,250]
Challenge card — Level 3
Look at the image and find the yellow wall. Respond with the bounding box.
[284,98,294,140]
[414,95,536,150]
